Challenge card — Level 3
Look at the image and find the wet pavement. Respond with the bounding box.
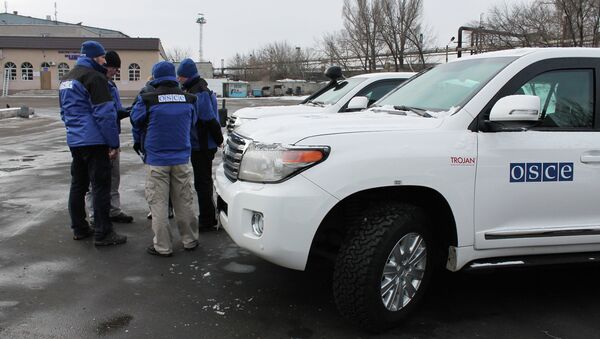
[1,97,600,338]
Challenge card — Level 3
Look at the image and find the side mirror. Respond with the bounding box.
[346,96,369,111]
[490,95,541,122]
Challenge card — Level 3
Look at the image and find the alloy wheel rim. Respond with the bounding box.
[380,232,427,311]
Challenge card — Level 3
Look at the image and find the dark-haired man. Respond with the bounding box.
[86,50,134,225]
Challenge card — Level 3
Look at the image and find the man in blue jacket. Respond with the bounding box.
[131,61,199,257]
[177,59,223,232]
[85,50,134,225]
[59,41,127,246]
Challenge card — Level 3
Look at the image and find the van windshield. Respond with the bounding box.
[375,57,517,113]
[305,78,367,106]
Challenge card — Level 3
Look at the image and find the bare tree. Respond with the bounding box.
[227,53,248,79]
[406,22,433,68]
[227,42,310,81]
[555,0,600,46]
[320,30,353,70]
[166,47,193,62]
[342,0,384,72]
[378,0,423,71]
[482,0,600,50]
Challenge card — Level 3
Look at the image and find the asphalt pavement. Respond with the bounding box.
[0,97,599,339]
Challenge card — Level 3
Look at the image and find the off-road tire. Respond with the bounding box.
[333,202,436,332]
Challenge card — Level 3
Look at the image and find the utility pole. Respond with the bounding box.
[446,37,455,63]
[196,13,207,62]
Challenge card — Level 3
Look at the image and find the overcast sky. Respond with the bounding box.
[12,0,534,66]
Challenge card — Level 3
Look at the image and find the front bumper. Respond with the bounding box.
[214,166,338,270]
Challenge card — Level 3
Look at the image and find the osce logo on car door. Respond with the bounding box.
[510,162,574,183]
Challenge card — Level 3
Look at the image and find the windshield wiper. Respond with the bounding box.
[393,105,432,118]
[306,100,326,107]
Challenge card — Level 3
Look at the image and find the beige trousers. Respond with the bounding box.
[145,163,198,254]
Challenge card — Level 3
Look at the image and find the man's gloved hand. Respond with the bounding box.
[133,143,142,155]
[117,109,130,120]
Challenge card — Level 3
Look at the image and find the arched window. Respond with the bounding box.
[128,63,140,81]
[4,62,16,80]
[113,68,121,82]
[40,62,51,71]
[58,63,70,80]
[21,62,33,81]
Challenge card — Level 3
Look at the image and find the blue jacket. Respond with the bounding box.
[108,80,126,133]
[130,81,198,166]
[182,76,221,150]
[59,56,119,149]
[108,80,123,112]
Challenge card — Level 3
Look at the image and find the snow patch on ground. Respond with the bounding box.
[0,260,76,289]
[222,261,256,274]
[123,276,144,284]
[0,301,19,308]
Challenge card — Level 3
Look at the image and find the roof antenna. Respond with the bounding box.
[4,2,7,14]
[54,2,57,22]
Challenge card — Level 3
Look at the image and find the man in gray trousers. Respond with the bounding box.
[85,51,134,225]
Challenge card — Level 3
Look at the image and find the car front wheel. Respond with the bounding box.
[333,202,436,331]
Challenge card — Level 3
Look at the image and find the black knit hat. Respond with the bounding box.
[104,51,121,68]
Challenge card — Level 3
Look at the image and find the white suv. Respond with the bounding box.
[215,48,600,331]
[227,70,415,133]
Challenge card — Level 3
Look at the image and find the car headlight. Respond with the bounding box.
[238,142,330,183]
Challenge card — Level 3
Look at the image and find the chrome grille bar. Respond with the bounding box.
[223,132,249,182]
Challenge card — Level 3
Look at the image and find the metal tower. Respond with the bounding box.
[196,14,207,62]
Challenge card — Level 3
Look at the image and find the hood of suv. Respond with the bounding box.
[235,111,443,144]
[233,104,330,119]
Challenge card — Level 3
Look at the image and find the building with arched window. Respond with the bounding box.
[0,12,193,95]
[20,62,33,80]
[57,63,70,80]
[128,63,141,82]
[3,62,17,81]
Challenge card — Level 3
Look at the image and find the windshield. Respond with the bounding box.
[375,57,517,112]
[307,77,367,106]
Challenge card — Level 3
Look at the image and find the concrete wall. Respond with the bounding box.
[0,106,32,119]
[0,48,163,92]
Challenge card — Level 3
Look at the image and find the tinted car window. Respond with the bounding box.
[515,69,594,128]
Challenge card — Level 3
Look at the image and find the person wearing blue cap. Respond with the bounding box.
[59,40,127,246]
[177,58,224,232]
[130,61,199,257]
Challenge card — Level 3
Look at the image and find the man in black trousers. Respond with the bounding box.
[176,58,223,231]
[59,40,127,246]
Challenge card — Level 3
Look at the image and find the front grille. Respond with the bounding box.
[226,116,237,134]
[223,132,249,182]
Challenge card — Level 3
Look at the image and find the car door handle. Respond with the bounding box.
[581,151,600,163]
